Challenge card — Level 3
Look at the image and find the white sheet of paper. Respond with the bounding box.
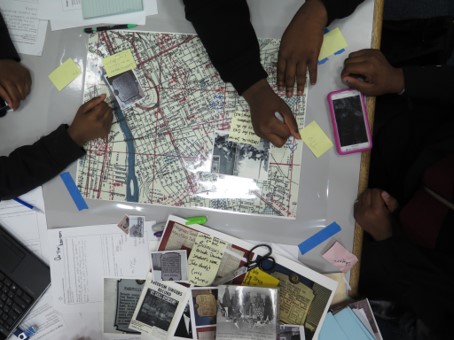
[48,222,155,313]
[38,0,157,31]
[0,188,68,340]
[0,0,47,56]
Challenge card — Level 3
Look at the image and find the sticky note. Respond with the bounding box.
[299,121,333,158]
[48,59,81,91]
[319,312,350,340]
[187,233,227,286]
[298,222,341,255]
[103,49,137,77]
[242,268,280,287]
[229,111,261,146]
[322,241,358,273]
[318,27,348,61]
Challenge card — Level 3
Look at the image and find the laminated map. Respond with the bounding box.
[76,31,307,217]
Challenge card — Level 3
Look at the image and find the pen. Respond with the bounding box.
[13,197,43,213]
[83,24,137,34]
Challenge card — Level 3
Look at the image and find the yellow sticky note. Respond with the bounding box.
[242,268,280,287]
[299,121,333,158]
[318,27,348,61]
[48,59,81,91]
[187,233,228,286]
[229,111,261,146]
[103,49,137,77]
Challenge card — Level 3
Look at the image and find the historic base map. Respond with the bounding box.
[76,31,307,217]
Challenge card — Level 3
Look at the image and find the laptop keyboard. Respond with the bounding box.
[0,270,34,336]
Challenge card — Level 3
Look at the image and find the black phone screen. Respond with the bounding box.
[332,95,368,147]
[0,97,10,117]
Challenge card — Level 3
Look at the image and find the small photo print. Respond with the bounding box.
[136,288,178,332]
[151,250,188,282]
[190,288,218,340]
[211,131,270,181]
[105,69,145,109]
[279,324,306,340]
[129,215,145,238]
[103,278,145,334]
[117,214,129,234]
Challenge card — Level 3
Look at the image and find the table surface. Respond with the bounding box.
[0,0,376,274]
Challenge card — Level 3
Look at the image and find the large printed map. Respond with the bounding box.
[76,31,307,217]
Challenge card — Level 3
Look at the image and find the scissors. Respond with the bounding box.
[212,244,275,286]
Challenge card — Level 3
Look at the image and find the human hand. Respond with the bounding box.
[341,49,405,96]
[277,0,327,97]
[243,79,301,147]
[354,188,399,241]
[0,59,32,110]
[67,94,113,146]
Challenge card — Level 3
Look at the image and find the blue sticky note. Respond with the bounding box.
[60,172,88,211]
[319,312,350,340]
[298,222,341,255]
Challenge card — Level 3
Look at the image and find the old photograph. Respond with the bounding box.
[189,288,218,340]
[151,250,188,282]
[216,285,278,340]
[129,215,145,238]
[105,69,145,109]
[211,131,270,181]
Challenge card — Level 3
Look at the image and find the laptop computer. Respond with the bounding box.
[0,224,51,340]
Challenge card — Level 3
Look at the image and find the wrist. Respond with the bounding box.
[392,68,405,94]
[304,0,328,27]
[242,79,272,104]
[67,125,86,147]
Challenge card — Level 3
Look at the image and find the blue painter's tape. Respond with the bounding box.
[60,172,88,211]
[318,58,329,65]
[334,48,346,55]
[298,222,341,255]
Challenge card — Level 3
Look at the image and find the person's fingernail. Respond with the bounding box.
[382,191,390,199]
[297,90,303,96]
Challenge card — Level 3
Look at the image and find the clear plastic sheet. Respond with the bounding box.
[34,0,375,273]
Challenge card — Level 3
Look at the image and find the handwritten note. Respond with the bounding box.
[187,233,227,286]
[242,268,280,287]
[318,27,348,61]
[48,59,81,91]
[229,111,261,146]
[322,241,358,273]
[299,121,333,158]
[103,49,137,77]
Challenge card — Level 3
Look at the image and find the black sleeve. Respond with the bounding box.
[320,0,365,25]
[0,12,20,61]
[0,125,85,200]
[183,0,267,95]
[403,65,454,105]
[360,234,454,338]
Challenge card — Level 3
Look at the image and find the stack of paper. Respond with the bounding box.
[320,299,383,340]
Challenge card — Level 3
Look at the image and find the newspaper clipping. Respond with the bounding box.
[129,274,189,339]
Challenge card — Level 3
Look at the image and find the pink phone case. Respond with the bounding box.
[327,89,372,155]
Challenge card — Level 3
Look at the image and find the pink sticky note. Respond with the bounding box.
[322,241,358,273]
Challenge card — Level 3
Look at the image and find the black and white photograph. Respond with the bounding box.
[129,215,145,237]
[279,324,306,340]
[216,285,278,340]
[151,250,188,282]
[211,131,270,181]
[103,278,144,334]
[105,69,145,109]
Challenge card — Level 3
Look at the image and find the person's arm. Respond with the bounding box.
[320,0,365,25]
[0,125,84,200]
[355,188,453,338]
[183,0,266,95]
[183,0,300,147]
[0,95,113,200]
[0,13,19,61]
[402,65,454,104]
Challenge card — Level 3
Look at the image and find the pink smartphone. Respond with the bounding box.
[327,88,372,155]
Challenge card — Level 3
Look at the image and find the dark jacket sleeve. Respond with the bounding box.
[360,234,454,338]
[320,0,365,25]
[0,12,19,61]
[403,66,454,105]
[0,125,85,200]
[183,0,267,95]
